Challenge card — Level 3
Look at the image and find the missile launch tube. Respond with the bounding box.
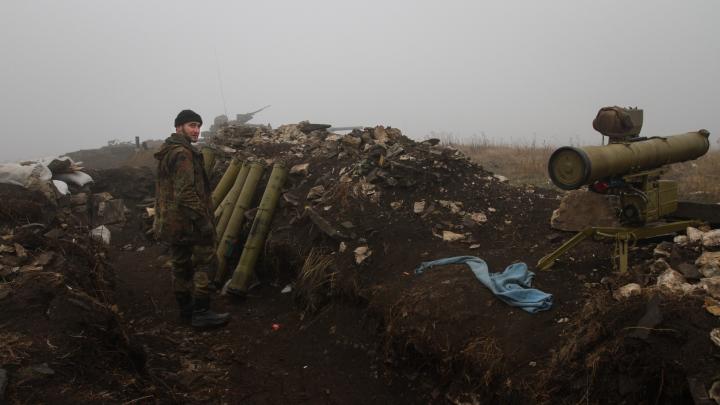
[227,162,287,294]
[201,147,216,179]
[215,162,250,238]
[211,158,241,209]
[548,130,710,190]
[214,162,265,284]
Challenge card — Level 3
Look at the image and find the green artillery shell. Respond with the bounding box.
[211,158,241,209]
[227,162,287,293]
[214,162,266,284]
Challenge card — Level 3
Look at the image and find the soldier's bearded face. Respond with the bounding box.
[177,122,202,142]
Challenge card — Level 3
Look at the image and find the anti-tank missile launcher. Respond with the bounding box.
[548,107,710,224]
[539,107,710,272]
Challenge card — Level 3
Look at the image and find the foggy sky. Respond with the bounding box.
[2,0,719,162]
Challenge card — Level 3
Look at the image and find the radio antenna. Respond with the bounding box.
[214,46,228,117]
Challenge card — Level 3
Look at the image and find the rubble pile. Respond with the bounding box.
[200,122,720,402]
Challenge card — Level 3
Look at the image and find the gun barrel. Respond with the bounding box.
[549,130,710,190]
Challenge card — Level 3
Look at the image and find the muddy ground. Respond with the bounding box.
[2,125,720,404]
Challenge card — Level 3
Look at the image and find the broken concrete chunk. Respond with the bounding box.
[90,225,111,245]
[705,297,720,316]
[650,258,670,273]
[94,199,126,226]
[656,268,696,295]
[711,328,720,347]
[305,207,349,240]
[696,252,720,278]
[493,174,509,183]
[13,243,27,258]
[290,163,309,176]
[701,277,720,300]
[702,229,720,248]
[676,263,702,281]
[673,235,688,246]
[653,243,673,259]
[438,200,463,214]
[687,227,704,244]
[354,246,371,264]
[341,134,362,148]
[710,381,720,404]
[413,201,426,214]
[613,283,642,300]
[470,212,488,224]
[442,231,465,242]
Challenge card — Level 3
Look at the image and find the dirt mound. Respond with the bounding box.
[539,292,718,404]
[0,183,57,227]
[0,227,148,403]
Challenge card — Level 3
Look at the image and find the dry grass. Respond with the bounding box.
[443,134,720,203]
[294,248,336,313]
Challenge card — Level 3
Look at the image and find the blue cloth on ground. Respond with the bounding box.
[414,256,553,313]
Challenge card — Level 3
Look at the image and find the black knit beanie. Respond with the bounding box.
[174,109,203,127]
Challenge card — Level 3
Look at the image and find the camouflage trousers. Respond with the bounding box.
[170,243,215,299]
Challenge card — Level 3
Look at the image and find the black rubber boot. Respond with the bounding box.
[191,296,230,329]
[175,292,193,322]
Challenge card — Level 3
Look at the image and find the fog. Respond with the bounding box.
[2,0,718,162]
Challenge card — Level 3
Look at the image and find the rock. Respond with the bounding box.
[14,243,27,258]
[470,212,487,224]
[710,381,720,404]
[354,246,371,264]
[92,192,114,203]
[442,231,465,242]
[90,225,111,245]
[676,262,702,281]
[711,328,720,348]
[613,283,642,300]
[673,235,688,246]
[438,200,463,214]
[93,198,126,226]
[413,201,426,214]
[341,134,362,149]
[493,174,509,183]
[306,185,325,201]
[305,207,349,240]
[650,258,671,273]
[687,227,704,244]
[290,163,309,176]
[372,126,389,144]
[702,229,720,248]
[653,242,673,259]
[339,242,347,253]
[701,277,720,300]
[390,201,403,210]
[696,252,720,278]
[656,268,697,295]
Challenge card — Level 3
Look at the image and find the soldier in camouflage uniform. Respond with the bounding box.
[154,109,230,328]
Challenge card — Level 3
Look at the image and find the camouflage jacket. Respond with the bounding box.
[153,133,213,243]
